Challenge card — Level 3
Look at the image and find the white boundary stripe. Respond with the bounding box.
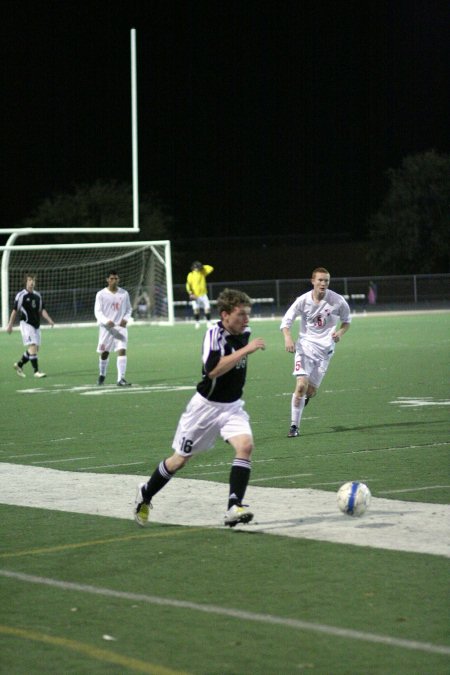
[1,570,449,656]
[379,485,450,495]
[0,464,449,557]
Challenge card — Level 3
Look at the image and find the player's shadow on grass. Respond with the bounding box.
[327,420,442,433]
[242,511,416,532]
[259,419,442,444]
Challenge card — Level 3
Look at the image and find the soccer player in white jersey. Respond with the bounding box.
[7,274,55,378]
[280,267,351,437]
[134,288,266,528]
[94,271,132,386]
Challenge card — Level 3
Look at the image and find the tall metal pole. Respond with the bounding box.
[131,28,139,231]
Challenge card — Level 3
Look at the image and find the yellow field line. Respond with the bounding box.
[0,526,210,559]
[0,624,189,675]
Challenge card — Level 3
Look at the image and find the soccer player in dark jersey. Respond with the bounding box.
[134,288,266,528]
[7,274,55,378]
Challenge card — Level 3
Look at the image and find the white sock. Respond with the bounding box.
[117,355,127,380]
[99,358,109,377]
[291,393,306,428]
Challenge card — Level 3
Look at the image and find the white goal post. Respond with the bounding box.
[1,240,174,327]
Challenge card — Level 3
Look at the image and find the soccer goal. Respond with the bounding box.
[1,240,174,327]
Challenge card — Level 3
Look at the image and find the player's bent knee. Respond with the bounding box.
[167,453,190,473]
[239,441,254,458]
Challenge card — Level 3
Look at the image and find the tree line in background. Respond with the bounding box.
[367,150,449,274]
[2,150,449,279]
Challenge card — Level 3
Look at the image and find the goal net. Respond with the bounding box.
[1,240,174,327]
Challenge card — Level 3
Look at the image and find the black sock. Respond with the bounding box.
[142,460,173,503]
[228,459,251,509]
[18,351,31,368]
[29,354,39,373]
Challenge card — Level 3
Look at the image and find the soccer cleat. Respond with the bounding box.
[13,363,26,378]
[134,483,152,527]
[224,504,254,527]
[97,375,105,385]
[287,424,299,437]
[195,322,200,330]
[117,378,132,386]
[34,371,46,378]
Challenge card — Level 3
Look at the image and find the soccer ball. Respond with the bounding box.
[337,481,371,517]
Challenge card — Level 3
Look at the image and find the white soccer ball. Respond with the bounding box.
[337,481,371,517]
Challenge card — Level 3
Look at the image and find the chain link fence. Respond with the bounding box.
[173,273,450,319]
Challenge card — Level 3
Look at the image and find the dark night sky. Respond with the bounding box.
[1,0,449,240]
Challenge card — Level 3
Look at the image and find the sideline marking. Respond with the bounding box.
[1,463,449,556]
[32,456,95,465]
[17,384,196,396]
[379,485,450,495]
[252,473,314,483]
[1,570,449,657]
[78,461,146,471]
[391,397,450,408]
[0,624,188,675]
[0,527,209,560]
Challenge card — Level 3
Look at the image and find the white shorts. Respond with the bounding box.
[293,344,334,389]
[20,321,41,347]
[172,392,252,456]
[97,325,128,353]
[191,294,210,312]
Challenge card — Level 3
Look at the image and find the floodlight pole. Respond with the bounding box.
[131,28,139,232]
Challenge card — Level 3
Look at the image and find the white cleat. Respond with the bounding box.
[13,363,26,378]
[34,371,47,378]
[224,504,254,528]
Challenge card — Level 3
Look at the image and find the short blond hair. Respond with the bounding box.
[311,267,330,278]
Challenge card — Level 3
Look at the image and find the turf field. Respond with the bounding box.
[1,311,449,674]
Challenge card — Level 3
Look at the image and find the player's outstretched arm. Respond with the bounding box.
[246,337,266,353]
[208,338,266,378]
[332,321,350,343]
[282,327,295,353]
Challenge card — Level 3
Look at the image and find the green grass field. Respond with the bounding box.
[1,312,449,674]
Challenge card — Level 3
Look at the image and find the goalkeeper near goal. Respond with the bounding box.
[94,271,132,386]
[186,261,214,329]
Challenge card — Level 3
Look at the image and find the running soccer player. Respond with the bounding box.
[7,274,55,378]
[134,288,266,527]
[280,267,351,437]
[94,271,132,386]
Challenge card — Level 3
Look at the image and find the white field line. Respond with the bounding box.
[0,463,449,557]
[0,570,449,657]
[379,485,450,495]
